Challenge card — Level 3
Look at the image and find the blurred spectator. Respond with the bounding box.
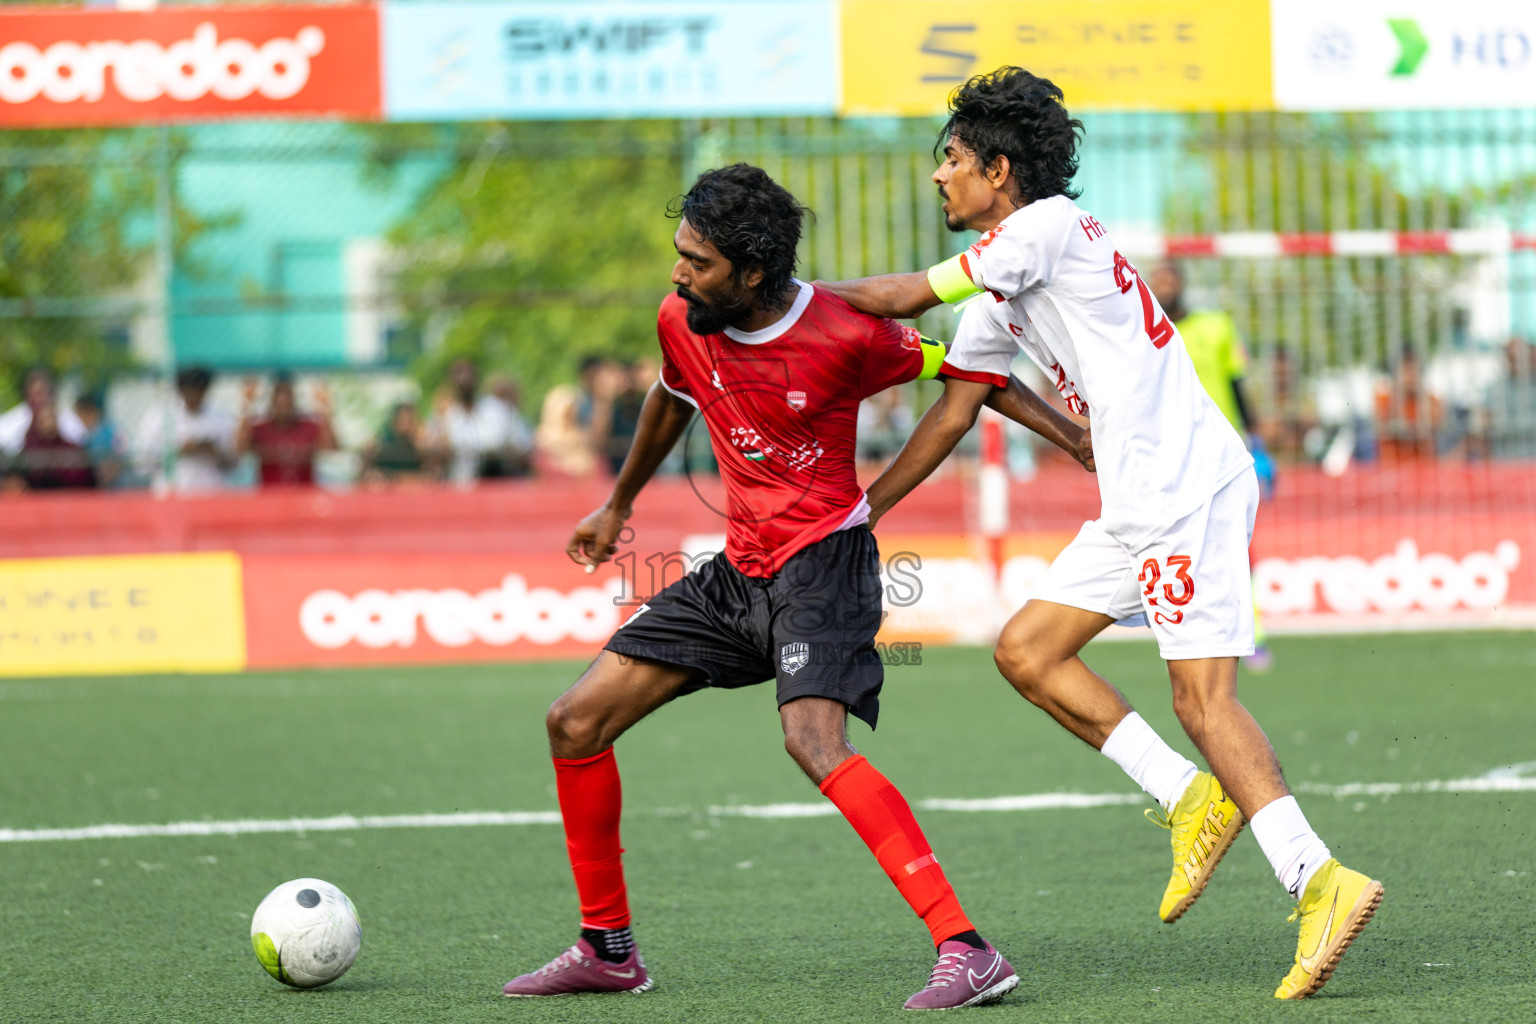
[0,367,87,457]
[573,356,621,475]
[361,402,433,484]
[133,366,237,493]
[536,380,598,477]
[481,372,535,478]
[238,372,337,488]
[73,392,130,489]
[857,386,915,464]
[1374,345,1442,464]
[13,404,95,490]
[1265,346,1317,463]
[602,361,647,476]
[430,358,533,484]
[1489,337,1536,458]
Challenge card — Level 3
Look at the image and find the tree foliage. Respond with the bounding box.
[363,121,687,408]
[0,128,219,405]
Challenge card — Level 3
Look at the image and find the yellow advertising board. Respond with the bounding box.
[0,552,246,676]
[841,0,1273,116]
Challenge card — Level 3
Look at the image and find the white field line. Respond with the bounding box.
[2,771,1531,844]
[1294,776,1536,797]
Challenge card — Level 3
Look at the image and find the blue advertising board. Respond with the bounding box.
[382,1,839,120]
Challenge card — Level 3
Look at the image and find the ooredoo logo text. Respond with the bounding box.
[0,22,325,105]
[298,574,623,650]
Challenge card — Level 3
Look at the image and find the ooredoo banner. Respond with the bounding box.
[0,514,1530,676]
[0,5,381,127]
[242,552,630,668]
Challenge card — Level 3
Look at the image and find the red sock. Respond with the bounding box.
[819,755,975,946]
[553,748,630,929]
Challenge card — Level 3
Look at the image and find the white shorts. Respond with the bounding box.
[1037,470,1259,660]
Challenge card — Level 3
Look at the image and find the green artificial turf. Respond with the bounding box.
[1,633,1533,1022]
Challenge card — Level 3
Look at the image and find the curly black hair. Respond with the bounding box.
[939,67,1084,204]
[669,163,810,311]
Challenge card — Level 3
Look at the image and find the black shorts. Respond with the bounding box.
[604,526,885,728]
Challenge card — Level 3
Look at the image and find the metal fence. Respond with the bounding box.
[4,109,1536,482]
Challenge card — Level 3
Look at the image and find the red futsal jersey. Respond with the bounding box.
[656,281,945,577]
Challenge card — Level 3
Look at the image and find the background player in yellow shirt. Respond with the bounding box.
[1150,264,1274,671]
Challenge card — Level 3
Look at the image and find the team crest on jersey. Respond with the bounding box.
[787,390,807,410]
[780,642,810,675]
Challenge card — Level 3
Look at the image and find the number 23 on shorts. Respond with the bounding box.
[1140,555,1195,625]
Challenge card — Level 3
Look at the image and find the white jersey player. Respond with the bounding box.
[823,66,1382,1002]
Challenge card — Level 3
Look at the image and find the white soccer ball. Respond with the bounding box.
[250,878,362,988]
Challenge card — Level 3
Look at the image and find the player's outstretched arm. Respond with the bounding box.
[816,271,942,321]
[567,382,694,572]
[985,376,1095,472]
[865,377,993,528]
[818,254,981,320]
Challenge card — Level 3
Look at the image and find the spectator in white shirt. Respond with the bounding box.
[0,367,87,456]
[133,366,238,493]
[431,359,533,484]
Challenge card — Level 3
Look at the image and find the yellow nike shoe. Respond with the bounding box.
[1145,772,1245,923]
[1275,859,1384,999]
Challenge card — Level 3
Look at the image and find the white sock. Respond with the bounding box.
[1250,795,1332,898]
[1100,712,1200,813]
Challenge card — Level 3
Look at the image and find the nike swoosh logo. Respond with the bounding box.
[605,967,638,979]
[1298,891,1339,974]
[968,957,1002,991]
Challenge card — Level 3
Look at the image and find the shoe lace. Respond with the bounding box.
[923,951,967,989]
[535,945,586,977]
[1286,905,1303,924]
[1146,803,1200,852]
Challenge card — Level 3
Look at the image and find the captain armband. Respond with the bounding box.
[915,336,948,380]
[926,254,982,305]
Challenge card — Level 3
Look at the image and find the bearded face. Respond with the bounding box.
[677,282,753,336]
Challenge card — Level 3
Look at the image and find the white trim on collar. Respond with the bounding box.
[722,280,812,345]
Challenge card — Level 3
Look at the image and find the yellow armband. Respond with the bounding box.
[927,254,982,304]
[916,335,947,380]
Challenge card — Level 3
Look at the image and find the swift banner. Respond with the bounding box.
[0,552,246,676]
[381,0,838,121]
[0,4,381,127]
[840,0,1274,116]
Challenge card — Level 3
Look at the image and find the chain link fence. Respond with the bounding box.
[4,109,1535,489]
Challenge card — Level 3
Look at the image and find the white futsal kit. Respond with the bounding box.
[940,195,1258,658]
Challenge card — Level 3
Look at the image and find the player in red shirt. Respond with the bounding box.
[501,165,1093,1010]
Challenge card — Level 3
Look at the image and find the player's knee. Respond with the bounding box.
[994,630,1049,698]
[545,695,602,754]
[781,726,819,764]
[781,727,843,782]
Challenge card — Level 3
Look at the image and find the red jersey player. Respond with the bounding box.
[500,164,1091,1010]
